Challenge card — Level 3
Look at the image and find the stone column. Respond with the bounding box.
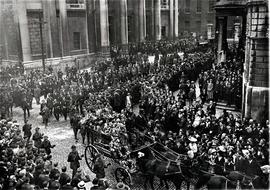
[154,0,161,40]
[16,0,31,61]
[169,0,174,39]
[120,0,128,51]
[99,0,110,55]
[217,17,227,63]
[234,23,240,42]
[59,0,69,56]
[243,0,269,122]
[43,0,61,57]
[86,0,97,53]
[174,0,178,38]
[207,24,213,40]
[139,0,146,42]
[42,0,52,58]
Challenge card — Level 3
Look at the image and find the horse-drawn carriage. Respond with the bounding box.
[84,128,188,187]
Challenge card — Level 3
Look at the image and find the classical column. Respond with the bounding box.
[207,24,213,40]
[120,0,128,50]
[174,0,178,38]
[217,17,227,63]
[59,0,69,56]
[154,0,161,40]
[99,0,110,55]
[234,23,240,42]
[42,0,53,58]
[139,0,146,42]
[86,0,97,53]
[47,0,61,57]
[16,0,31,61]
[169,0,174,39]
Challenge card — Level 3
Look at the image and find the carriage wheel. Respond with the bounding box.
[115,167,132,186]
[84,145,99,172]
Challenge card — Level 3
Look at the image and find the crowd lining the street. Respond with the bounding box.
[0,38,268,190]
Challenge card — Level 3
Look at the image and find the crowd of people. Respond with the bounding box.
[0,38,268,189]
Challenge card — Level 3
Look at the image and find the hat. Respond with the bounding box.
[187,150,194,159]
[261,165,270,174]
[209,149,216,154]
[218,146,226,152]
[77,181,85,188]
[138,152,145,158]
[242,149,250,157]
[188,137,197,142]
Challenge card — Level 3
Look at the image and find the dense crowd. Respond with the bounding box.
[0,38,268,189]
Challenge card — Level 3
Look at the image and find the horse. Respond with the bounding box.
[193,169,233,190]
[226,170,269,190]
[135,147,193,190]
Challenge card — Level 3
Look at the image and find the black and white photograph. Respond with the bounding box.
[0,0,269,189]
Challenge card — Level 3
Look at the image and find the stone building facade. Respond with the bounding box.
[0,0,181,62]
[215,0,269,121]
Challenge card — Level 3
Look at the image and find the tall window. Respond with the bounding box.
[209,0,215,12]
[185,0,190,13]
[73,32,81,50]
[197,0,201,13]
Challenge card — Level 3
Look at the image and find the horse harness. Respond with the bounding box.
[165,160,182,176]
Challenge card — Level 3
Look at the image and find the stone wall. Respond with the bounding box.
[243,0,269,121]
[178,0,216,38]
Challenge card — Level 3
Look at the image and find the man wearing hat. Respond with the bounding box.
[32,127,43,149]
[22,120,32,142]
[41,136,56,155]
[214,147,226,175]
[59,166,71,187]
[68,145,82,178]
[93,153,106,180]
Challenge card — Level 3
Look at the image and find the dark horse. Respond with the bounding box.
[191,159,269,190]
[135,147,193,190]
[226,171,269,190]
[194,170,233,190]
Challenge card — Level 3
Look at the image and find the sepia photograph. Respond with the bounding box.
[0,0,269,189]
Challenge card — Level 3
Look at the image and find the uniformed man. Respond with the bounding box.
[22,120,32,142]
[62,96,70,121]
[53,98,62,121]
[41,136,56,155]
[67,145,83,178]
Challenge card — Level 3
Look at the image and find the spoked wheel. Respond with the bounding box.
[85,145,99,171]
[115,167,132,186]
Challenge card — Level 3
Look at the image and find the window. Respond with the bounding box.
[185,21,190,31]
[197,0,201,13]
[209,0,215,12]
[185,0,190,13]
[73,32,81,50]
